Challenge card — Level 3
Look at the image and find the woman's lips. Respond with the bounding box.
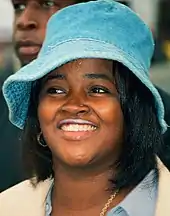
[58,119,97,129]
[57,119,98,141]
[60,129,97,141]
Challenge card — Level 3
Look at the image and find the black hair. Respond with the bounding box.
[22,62,163,189]
[113,63,162,188]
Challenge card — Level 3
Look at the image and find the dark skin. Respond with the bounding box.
[12,0,78,66]
[38,58,131,216]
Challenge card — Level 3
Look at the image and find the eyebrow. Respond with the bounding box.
[43,72,113,84]
[44,73,65,81]
[84,73,113,82]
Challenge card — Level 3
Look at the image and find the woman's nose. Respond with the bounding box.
[61,97,90,116]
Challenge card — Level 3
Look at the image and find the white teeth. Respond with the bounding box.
[61,124,97,132]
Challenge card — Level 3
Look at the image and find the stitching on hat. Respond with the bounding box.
[45,38,147,71]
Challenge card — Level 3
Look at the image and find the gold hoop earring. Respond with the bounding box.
[37,132,47,147]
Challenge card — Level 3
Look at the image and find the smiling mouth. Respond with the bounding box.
[61,124,97,132]
[58,120,98,141]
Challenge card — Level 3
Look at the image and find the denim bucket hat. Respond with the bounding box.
[3,0,167,133]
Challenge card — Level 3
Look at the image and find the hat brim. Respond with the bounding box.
[3,39,167,133]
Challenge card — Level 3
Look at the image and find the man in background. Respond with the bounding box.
[0,0,169,191]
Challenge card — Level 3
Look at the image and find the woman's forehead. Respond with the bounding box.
[43,59,115,82]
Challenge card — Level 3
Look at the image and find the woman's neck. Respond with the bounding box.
[51,163,130,215]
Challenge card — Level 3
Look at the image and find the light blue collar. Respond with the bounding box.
[108,170,158,216]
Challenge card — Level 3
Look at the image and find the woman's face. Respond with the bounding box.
[38,59,124,169]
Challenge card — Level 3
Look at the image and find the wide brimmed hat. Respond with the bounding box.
[3,0,167,133]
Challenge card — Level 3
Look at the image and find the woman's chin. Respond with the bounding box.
[58,154,94,169]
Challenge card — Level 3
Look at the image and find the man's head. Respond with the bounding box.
[12,0,90,66]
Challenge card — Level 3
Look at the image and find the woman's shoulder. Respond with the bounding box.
[1,179,33,194]
[0,179,52,216]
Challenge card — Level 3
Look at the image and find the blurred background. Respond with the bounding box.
[0,0,169,91]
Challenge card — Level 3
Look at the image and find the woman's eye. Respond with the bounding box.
[47,87,65,95]
[42,0,57,8]
[13,3,26,12]
[89,86,110,94]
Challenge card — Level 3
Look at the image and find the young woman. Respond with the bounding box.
[1,1,169,216]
